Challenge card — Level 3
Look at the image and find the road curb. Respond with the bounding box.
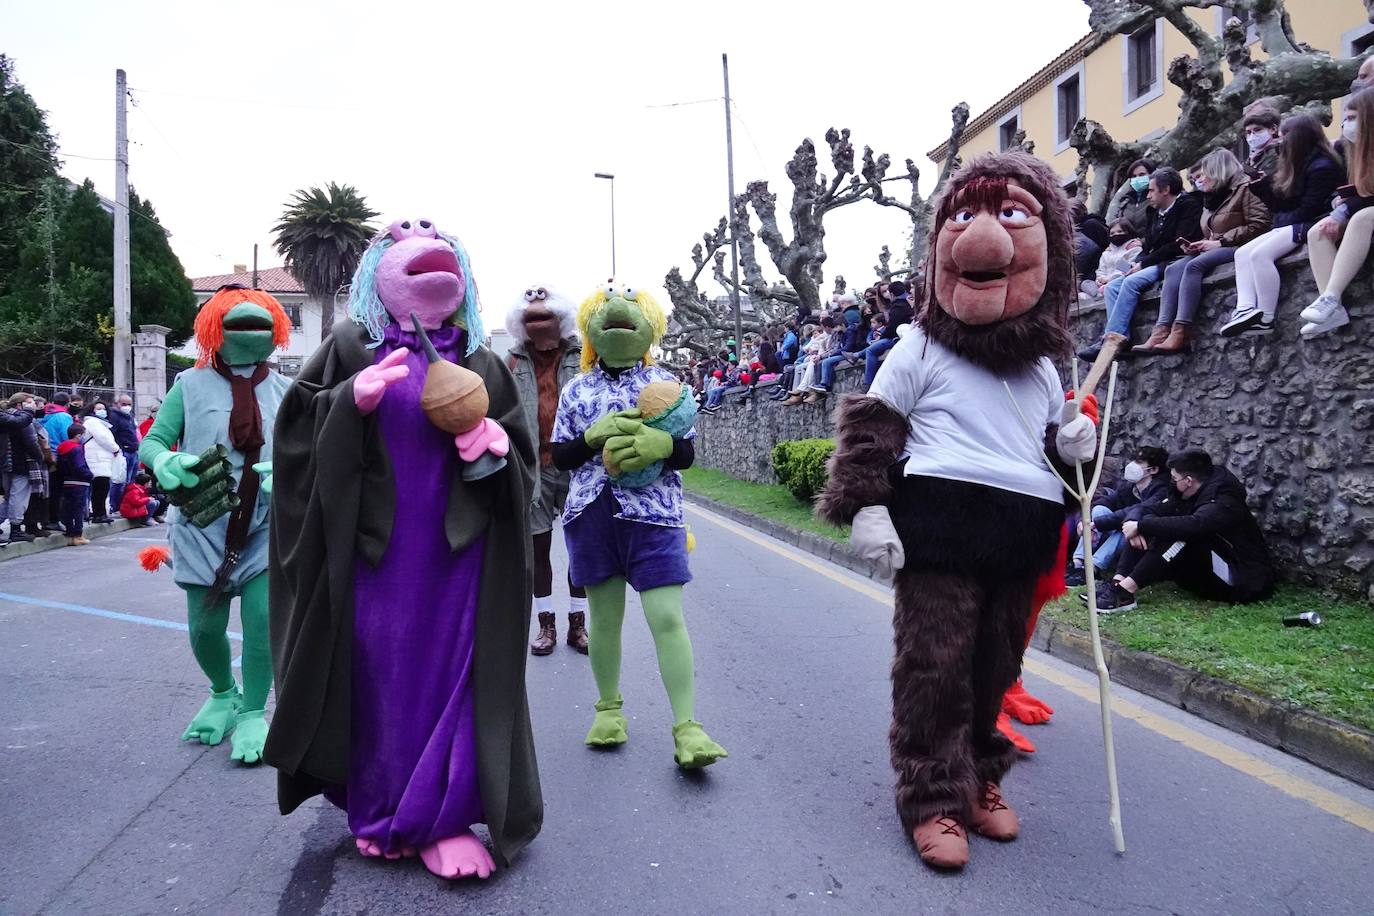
[684,491,1374,791]
[0,518,136,561]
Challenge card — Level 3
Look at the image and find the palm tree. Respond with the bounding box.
[273,183,379,338]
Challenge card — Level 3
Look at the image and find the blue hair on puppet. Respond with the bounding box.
[348,231,485,356]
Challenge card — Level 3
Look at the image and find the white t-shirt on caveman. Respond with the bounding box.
[868,324,1066,505]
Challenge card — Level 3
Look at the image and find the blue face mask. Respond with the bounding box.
[1129,175,1150,194]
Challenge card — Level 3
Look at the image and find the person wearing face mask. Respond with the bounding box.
[1087,449,1275,613]
[1066,446,1168,586]
[0,392,43,545]
[41,392,74,527]
[1241,106,1282,178]
[22,396,54,538]
[1301,88,1374,339]
[1106,158,1157,235]
[79,401,121,524]
[1083,220,1142,299]
[1222,113,1345,337]
[1134,148,1271,355]
[107,394,140,514]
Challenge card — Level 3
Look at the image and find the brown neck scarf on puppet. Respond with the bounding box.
[919,152,1075,375]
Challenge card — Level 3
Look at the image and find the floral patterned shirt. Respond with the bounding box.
[553,362,693,528]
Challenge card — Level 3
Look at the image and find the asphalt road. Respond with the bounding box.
[2,505,1373,916]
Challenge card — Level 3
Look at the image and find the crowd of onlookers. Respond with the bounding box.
[0,390,166,548]
[687,278,917,413]
[1076,62,1374,359]
[1066,445,1275,614]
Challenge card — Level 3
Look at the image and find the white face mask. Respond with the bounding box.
[1246,129,1273,152]
[94,409,107,419]
[1123,461,1146,484]
[119,405,132,413]
[1343,116,1359,143]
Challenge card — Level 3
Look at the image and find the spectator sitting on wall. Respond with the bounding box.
[1072,198,1111,286]
[1242,105,1282,178]
[1083,219,1143,300]
[1300,87,1374,339]
[1067,446,1169,586]
[1222,113,1345,337]
[806,293,865,404]
[781,322,831,406]
[1134,148,1272,355]
[770,323,816,400]
[1106,157,1158,235]
[1078,166,1204,362]
[846,278,914,392]
[1088,449,1276,613]
[777,321,799,368]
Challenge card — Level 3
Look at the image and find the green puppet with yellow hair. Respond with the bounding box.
[550,283,726,768]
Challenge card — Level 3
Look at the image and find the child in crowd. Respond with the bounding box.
[1301,88,1374,338]
[55,424,92,546]
[119,472,165,526]
[1083,220,1142,299]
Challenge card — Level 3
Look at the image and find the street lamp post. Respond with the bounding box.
[594,172,616,279]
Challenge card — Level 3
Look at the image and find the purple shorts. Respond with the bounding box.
[564,487,691,591]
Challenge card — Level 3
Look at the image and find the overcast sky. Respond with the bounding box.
[3,0,1090,328]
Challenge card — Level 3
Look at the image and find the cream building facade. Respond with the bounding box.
[927,2,1373,183]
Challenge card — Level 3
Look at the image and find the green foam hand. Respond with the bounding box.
[606,424,673,474]
[252,461,273,495]
[585,409,641,449]
[154,451,204,491]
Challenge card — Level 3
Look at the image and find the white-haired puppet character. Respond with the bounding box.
[505,284,588,656]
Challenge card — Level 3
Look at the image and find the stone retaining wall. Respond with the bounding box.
[692,252,1374,599]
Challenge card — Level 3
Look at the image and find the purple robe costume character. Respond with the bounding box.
[265,319,543,867]
[321,324,485,849]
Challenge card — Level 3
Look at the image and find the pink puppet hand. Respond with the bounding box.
[455,417,509,462]
[354,348,411,415]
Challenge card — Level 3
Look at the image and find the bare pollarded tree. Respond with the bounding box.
[664,105,970,354]
[1072,0,1370,214]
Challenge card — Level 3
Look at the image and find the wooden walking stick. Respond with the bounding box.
[1005,357,1126,855]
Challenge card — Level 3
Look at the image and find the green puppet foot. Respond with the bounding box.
[672,720,727,769]
[229,710,268,764]
[181,684,242,745]
[585,695,629,746]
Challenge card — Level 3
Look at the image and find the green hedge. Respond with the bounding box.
[771,438,835,503]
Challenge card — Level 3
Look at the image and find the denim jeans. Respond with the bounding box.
[1103,263,1163,336]
[109,451,139,515]
[0,470,32,523]
[862,338,897,386]
[1156,247,1236,326]
[1074,504,1124,571]
[817,354,848,389]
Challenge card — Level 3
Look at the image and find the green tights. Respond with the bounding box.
[180,574,272,762]
[585,579,696,723]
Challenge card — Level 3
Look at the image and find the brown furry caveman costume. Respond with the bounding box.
[817,152,1097,870]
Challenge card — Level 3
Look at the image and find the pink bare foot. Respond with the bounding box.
[355,837,383,858]
[419,832,495,880]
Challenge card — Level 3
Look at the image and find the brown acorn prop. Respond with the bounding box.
[410,313,489,434]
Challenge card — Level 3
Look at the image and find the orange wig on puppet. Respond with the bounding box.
[193,285,292,368]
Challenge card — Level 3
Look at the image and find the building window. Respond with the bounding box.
[278,356,303,377]
[1122,19,1165,114]
[1053,63,1085,153]
[284,305,302,330]
[997,109,1021,152]
[1216,7,1259,43]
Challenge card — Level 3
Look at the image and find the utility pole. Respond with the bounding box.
[252,243,259,288]
[594,172,616,278]
[722,53,743,356]
[113,68,132,393]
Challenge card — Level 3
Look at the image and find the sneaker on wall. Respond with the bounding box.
[1220,307,1266,337]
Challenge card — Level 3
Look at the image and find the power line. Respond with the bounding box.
[646,96,722,109]
[127,84,364,113]
[0,135,114,162]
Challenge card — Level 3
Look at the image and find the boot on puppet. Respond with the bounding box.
[816,152,1098,871]
[550,283,726,769]
[505,284,589,656]
[137,284,291,765]
[264,218,541,881]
